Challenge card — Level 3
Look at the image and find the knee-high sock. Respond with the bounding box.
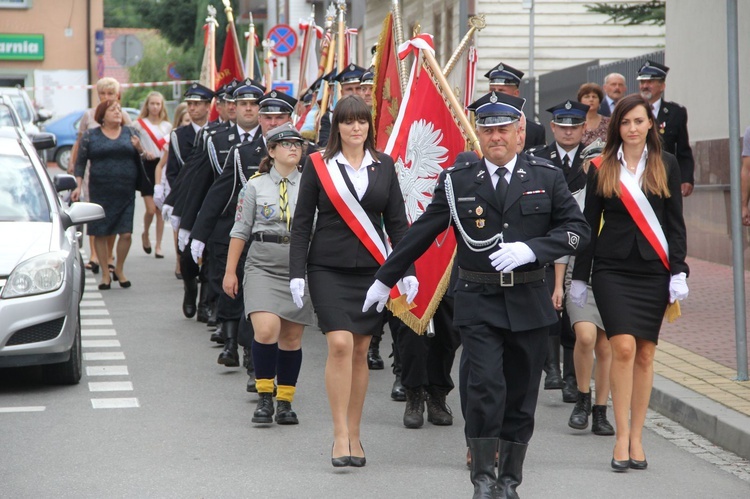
[276,348,303,402]
[252,340,278,393]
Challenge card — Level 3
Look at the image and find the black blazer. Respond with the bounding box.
[524,121,546,150]
[572,152,689,282]
[598,99,612,117]
[656,99,695,185]
[290,151,410,278]
[374,155,590,332]
[165,124,196,187]
[528,142,586,193]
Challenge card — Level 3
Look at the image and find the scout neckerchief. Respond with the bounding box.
[137,118,168,151]
[591,156,669,270]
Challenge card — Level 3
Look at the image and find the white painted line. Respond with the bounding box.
[88,381,133,392]
[86,365,129,376]
[81,318,113,326]
[85,278,97,284]
[82,339,121,348]
[91,398,139,409]
[80,300,106,307]
[80,309,110,316]
[0,406,46,413]
[83,352,125,360]
[82,292,103,299]
[81,329,117,337]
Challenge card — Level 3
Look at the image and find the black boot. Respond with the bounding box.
[543,336,564,390]
[469,438,499,499]
[206,303,218,328]
[496,440,527,499]
[217,321,240,367]
[209,322,225,344]
[367,334,384,370]
[275,400,299,425]
[426,386,453,426]
[391,342,406,401]
[252,392,274,423]
[568,390,592,430]
[196,281,210,323]
[182,277,198,318]
[244,347,257,392]
[403,387,425,428]
[561,347,577,403]
[592,404,615,436]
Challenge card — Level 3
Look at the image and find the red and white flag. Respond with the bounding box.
[464,45,477,110]
[384,34,468,334]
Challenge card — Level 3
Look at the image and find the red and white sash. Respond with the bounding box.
[592,157,670,270]
[310,152,404,297]
[137,118,168,151]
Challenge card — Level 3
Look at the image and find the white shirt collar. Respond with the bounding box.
[191,122,204,134]
[606,95,616,110]
[652,98,663,118]
[555,144,579,164]
[333,150,376,170]
[617,143,648,180]
[237,124,257,140]
[485,154,518,184]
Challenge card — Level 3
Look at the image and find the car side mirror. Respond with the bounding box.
[62,202,105,229]
[31,131,56,151]
[36,108,53,123]
[54,174,77,192]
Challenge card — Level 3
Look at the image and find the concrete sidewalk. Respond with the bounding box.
[650,257,750,460]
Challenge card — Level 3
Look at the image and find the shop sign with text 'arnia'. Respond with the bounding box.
[0,34,44,61]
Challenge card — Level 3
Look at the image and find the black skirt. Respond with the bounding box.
[307,265,384,335]
[139,158,159,197]
[591,246,669,344]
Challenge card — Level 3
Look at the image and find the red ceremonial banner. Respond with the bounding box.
[211,22,245,121]
[384,34,466,334]
[373,13,402,151]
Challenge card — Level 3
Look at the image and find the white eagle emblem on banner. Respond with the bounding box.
[394,119,448,224]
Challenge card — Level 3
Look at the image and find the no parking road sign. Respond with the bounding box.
[267,24,298,57]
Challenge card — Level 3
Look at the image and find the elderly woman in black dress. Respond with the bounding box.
[72,100,149,290]
[289,96,415,467]
[570,94,689,471]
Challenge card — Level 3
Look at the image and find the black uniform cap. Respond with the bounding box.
[467,91,525,127]
[637,60,669,80]
[184,83,214,102]
[484,63,524,86]
[259,90,297,115]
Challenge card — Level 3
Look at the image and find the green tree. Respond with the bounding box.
[585,0,665,26]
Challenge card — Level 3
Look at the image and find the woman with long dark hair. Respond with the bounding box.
[570,94,689,471]
[289,96,415,467]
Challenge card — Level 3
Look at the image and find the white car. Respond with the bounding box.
[0,128,104,384]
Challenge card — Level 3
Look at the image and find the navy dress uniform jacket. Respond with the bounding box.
[165,124,197,189]
[528,142,587,193]
[374,154,590,333]
[655,100,695,186]
[523,121,546,150]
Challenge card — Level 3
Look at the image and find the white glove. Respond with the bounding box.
[403,276,419,304]
[362,279,391,313]
[489,242,536,272]
[190,239,205,264]
[290,278,305,309]
[153,184,165,209]
[178,229,190,252]
[161,204,173,221]
[669,272,688,303]
[170,215,181,233]
[569,280,588,309]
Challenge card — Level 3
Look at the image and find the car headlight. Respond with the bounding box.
[2,252,66,299]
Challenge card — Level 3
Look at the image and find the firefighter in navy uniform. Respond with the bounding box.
[363,91,589,498]
[527,99,590,403]
[484,62,546,151]
[189,89,306,390]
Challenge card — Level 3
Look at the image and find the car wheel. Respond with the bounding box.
[42,310,82,385]
[55,146,72,171]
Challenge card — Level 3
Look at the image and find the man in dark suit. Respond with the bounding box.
[485,62,546,150]
[527,100,590,404]
[364,92,589,498]
[598,72,627,117]
[637,60,695,197]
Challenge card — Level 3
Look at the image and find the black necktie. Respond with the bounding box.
[495,167,508,207]
[562,154,570,172]
[241,132,251,142]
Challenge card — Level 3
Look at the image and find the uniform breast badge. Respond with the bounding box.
[262,203,274,219]
[476,218,485,229]
[475,206,484,216]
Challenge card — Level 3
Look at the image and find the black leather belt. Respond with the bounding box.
[458,267,546,287]
[253,233,290,244]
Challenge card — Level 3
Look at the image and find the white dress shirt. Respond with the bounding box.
[485,154,518,188]
[335,150,375,200]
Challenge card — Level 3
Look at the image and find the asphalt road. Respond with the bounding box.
[1,196,749,498]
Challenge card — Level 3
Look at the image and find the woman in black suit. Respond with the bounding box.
[570,94,689,471]
[289,96,415,467]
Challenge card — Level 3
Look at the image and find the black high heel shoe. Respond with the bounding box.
[611,456,629,472]
[113,270,131,288]
[86,261,100,274]
[331,443,350,468]
[349,441,366,468]
[629,456,648,470]
[98,281,111,291]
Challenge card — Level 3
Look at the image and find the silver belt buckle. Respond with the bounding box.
[282,235,290,244]
[500,271,514,287]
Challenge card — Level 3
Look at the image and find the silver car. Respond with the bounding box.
[0,127,103,384]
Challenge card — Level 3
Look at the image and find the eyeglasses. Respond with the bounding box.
[278,140,302,150]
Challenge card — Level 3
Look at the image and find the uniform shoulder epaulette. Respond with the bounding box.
[446,160,475,173]
[525,145,546,156]
[527,157,556,169]
[248,171,264,180]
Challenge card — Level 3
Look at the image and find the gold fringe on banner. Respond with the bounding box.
[664,300,681,323]
[372,12,393,141]
[386,250,456,335]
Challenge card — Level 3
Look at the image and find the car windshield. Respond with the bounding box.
[0,154,51,222]
[9,95,31,123]
[0,104,17,127]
